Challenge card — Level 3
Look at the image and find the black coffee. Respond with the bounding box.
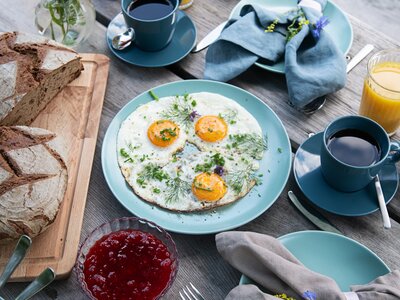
[128,0,174,20]
[327,129,381,167]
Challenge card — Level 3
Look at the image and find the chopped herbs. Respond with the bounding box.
[191,100,197,107]
[277,147,283,153]
[119,148,134,163]
[193,180,213,191]
[159,127,177,141]
[195,153,225,173]
[165,176,190,203]
[153,188,161,194]
[229,133,268,159]
[149,90,159,101]
[136,163,169,188]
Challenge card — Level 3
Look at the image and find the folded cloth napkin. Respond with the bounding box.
[216,231,400,300]
[204,0,346,108]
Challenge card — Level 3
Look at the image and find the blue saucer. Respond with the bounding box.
[106,10,197,67]
[294,132,399,216]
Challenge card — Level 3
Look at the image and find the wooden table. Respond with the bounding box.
[1,0,400,299]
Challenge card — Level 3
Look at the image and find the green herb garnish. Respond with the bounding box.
[149,90,159,101]
[226,165,261,195]
[161,96,193,129]
[136,163,169,188]
[165,176,190,203]
[229,133,268,159]
[153,188,161,194]
[195,153,225,173]
[120,148,134,163]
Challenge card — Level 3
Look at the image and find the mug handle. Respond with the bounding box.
[387,141,400,163]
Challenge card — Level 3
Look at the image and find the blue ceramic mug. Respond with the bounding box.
[320,115,400,192]
[121,0,179,51]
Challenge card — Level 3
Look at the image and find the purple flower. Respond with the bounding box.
[189,110,200,122]
[312,16,329,39]
[303,290,317,300]
[214,166,224,176]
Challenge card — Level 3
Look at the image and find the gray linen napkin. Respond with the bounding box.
[216,231,400,300]
[204,0,346,109]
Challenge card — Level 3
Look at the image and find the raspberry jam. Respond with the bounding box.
[83,229,174,300]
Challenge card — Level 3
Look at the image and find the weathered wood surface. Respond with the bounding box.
[0,0,400,299]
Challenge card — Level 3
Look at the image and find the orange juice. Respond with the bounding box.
[359,58,400,135]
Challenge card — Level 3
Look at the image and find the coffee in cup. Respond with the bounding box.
[320,115,400,192]
[121,0,179,51]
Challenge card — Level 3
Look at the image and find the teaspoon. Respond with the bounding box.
[15,268,55,300]
[112,27,135,50]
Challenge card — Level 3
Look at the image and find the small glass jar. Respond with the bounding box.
[34,0,96,48]
[359,49,400,135]
[179,0,193,10]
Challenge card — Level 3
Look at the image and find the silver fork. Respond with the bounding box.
[179,282,206,300]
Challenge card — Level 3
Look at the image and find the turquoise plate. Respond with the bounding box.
[230,0,353,73]
[294,132,398,216]
[106,10,196,67]
[101,80,291,234]
[240,231,390,291]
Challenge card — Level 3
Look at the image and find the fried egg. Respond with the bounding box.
[122,150,260,211]
[117,92,266,212]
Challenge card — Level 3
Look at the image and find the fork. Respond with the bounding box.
[179,282,206,300]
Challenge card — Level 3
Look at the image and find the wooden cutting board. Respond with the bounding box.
[0,53,110,281]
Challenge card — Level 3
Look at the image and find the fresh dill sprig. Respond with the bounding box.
[160,94,198,129]
[136,163,169,188]
[219,109,238,125]
[229,133,268,159]
[226,165,261,195]
[165,176,191,203]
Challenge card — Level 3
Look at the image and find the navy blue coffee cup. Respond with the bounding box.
[320,116,400,192]
[121,0,179,51]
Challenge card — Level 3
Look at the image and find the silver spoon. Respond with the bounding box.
[15,268,55,300]
[0,235,32,290]
[301,44,375,114]
[112,27,135,50]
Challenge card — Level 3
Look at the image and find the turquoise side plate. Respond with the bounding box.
[230,0,353,73]
[240,231,390,291]
[101,80,291,234]
[106,10,196,67]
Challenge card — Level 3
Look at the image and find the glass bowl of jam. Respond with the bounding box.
[76,217,178,300]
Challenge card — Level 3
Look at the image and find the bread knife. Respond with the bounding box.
[192,21,228,53]
[288,191,342,235]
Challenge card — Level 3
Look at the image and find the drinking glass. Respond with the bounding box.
[359,49,400,136]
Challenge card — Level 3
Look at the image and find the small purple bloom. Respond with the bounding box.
[312,16,329,39]
[303,290,317,300]
[189,110,200,122]
[214,165,224,176]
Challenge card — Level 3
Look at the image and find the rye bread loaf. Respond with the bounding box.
[0,31,83,126]
[0,126,68,241]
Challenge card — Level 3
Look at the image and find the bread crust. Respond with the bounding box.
[0,126,68,241]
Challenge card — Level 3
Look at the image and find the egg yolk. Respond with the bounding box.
[147,120,180,147]
[195,116,227,143]
[192,173,227,202]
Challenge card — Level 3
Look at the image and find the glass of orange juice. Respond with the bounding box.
[359,49,400,136]
[179,0,193,9]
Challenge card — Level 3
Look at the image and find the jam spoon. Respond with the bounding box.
[0,235,32,290]
[15,268,55,300]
